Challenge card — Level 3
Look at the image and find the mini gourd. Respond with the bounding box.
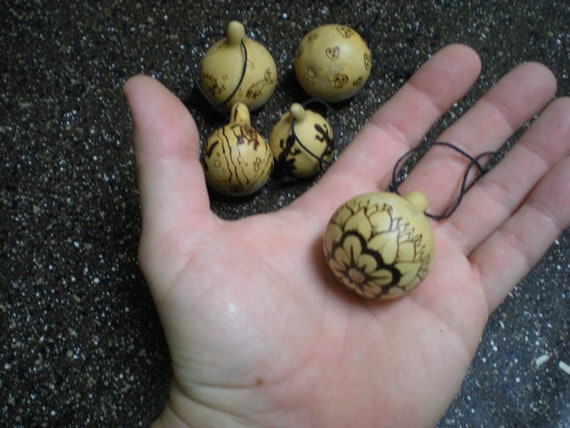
[295,24,372,102]
[199,21,277,112]
[324,191,434,300]
[269,103,334,178]
[202,103,273,196]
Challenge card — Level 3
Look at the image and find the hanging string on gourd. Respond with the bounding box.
[189,21,278,115]
[188,31,248,115]
[269,98,338,179]
[390,141,497,219]
[323,141,499,301]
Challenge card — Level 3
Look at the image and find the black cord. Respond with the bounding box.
[291,98,337,171]
[217,40,248,109]
[274,99,337,177]
[391,141,497,220]
[188,33,249,115]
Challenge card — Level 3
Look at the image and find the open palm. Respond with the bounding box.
[124,45,570,427]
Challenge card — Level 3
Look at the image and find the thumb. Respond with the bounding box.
[124,75,215,294]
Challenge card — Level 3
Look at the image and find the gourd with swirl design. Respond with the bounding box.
[202,103,273,196]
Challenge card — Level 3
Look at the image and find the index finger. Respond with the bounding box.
[292,44,482,222]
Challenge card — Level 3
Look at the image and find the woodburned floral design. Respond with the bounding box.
[324,192,434,300]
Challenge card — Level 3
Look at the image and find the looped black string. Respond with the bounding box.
[188,32,248,115]
[288,98,337,171]
[391,142,497,220]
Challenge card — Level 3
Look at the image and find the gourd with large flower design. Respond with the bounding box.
[323,191,435,300]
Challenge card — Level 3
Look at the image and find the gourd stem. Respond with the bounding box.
[289,103,306,121]
[230,103,251,126]
[404,190,428,212]
[226,21,245,46]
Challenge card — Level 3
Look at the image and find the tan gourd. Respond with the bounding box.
[295,24,372,102]
[199,21,277,112]
[324,191,435,300]
[202,103,273,196]
[269,103,334,178]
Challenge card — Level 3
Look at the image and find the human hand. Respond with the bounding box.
[123,44,570,427]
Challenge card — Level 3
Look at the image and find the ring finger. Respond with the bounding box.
[397,62,557,218]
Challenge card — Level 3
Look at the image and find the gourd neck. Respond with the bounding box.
[289,103,307,122]
[404,190,429,213]
[226,21,245,46]
[230,103,251,126]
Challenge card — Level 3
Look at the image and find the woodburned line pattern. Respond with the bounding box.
[245,68,276,100]
[203,123,273,196]
[324,195,433,299]
[274,121,333,177]
[294,24,372,102]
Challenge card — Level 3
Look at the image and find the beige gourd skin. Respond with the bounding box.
[324,191,435,300]
[269,103,334,178]
[199,21,277,112]
[295,24,372,102]
[202,103,273,196]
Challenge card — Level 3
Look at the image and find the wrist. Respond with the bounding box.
[153,381,253,428]
[151,402,189,428]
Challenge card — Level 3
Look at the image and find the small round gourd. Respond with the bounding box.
[323,191,434,300]
[199,21,277,112]
[269,103,334,178]
[202,103,273,196]
[295,24,372,102]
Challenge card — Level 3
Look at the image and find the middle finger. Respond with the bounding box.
[397,62,557,218]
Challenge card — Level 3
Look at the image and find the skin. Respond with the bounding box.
[123,44,570,427]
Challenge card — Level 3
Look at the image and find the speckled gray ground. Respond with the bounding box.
[1,1,568,426]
